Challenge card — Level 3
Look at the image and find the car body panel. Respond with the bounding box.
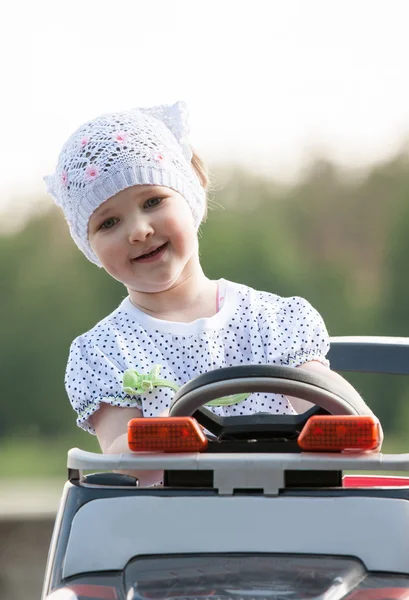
[42,337,409,599]
[64,494,409,577]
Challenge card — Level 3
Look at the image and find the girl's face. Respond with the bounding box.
[88,185,200,293]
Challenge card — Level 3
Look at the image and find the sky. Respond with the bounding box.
[2,0,409,223]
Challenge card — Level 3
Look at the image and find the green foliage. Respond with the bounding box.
[0,432,99,479]
[3,152,409,461]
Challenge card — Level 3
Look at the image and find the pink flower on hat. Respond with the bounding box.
[85,165,99,180]
[114,131,128,143]
[80,136,89,147]
[60,170,68,186]
[153,151,171,169]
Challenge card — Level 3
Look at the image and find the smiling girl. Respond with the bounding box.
[45,101,380,485]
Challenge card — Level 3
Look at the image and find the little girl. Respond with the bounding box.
[45,101,379,485]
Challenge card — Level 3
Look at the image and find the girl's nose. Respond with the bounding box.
[128,216,154,243]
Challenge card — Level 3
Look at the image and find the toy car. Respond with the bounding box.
[43,337,409,600]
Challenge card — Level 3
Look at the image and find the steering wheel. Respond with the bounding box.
[169,364,371,438]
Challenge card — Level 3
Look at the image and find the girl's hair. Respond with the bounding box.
[191,148,209,190]
[191,148,210,221]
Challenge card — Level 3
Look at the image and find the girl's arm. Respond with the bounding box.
[298,360,368,399]
[91,403,167,486]
[291,361,371,412]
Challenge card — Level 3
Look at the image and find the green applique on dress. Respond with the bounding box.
[123,365,179,394]
[204,393,250,406]
[122,365,249,407]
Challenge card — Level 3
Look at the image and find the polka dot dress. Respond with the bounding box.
[65,279,330,434]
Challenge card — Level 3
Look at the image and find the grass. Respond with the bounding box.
[0,432,100,480]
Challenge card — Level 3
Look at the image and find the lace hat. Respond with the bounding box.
[44,101,206,265]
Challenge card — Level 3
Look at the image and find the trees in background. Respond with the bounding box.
[2,152,409,439]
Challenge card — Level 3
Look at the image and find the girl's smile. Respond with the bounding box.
[131,242,169,263]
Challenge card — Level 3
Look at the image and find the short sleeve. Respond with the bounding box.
[65,336,142,434]
[277,297,330,368]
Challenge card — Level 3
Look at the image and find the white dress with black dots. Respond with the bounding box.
[65,279,330,434]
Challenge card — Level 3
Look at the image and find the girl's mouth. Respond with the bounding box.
[133,242,168,263]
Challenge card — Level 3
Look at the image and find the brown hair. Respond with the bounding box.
[191,148,210,221]
[191,148,210,190]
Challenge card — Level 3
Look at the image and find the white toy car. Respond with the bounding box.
[43,337,409,600]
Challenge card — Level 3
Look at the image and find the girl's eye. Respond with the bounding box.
[145,197,163,209]
[99,217,118,230]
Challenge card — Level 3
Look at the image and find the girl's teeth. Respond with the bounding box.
[140,244,164,259]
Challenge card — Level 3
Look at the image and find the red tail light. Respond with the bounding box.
[347,588,409,599]
[298,415,381,452]
[128,417,208,452]
[68,585,118,599]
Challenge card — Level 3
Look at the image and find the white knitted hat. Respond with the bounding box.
[44,101,206,265]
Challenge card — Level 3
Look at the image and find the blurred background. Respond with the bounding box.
[2,0,409,596]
